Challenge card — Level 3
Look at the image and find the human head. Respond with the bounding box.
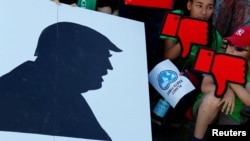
[187,0,215,21]
[35,22,122,92]
[224,26,250,61]
[35,22,121,60]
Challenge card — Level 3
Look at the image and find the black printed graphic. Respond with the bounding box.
[0,22,122,140]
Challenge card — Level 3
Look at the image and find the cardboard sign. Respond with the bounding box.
[0,1,151,141]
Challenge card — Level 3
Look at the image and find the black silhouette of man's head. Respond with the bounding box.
[34,22,122,92]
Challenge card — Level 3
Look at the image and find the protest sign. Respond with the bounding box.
[0,1,151,141]
[149,59,195,107]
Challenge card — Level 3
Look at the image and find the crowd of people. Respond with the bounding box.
[51,0,250,141]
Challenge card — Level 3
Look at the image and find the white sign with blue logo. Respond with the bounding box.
[149,59,195,108]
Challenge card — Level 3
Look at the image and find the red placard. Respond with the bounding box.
[124,0,174,9]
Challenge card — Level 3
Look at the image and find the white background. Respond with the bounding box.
[0,1,151,141]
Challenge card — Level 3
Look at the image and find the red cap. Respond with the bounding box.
[224,26,250,47]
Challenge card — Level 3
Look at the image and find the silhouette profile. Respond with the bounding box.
[0,22,122,140]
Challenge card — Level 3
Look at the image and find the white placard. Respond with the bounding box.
[149,59,195,107]
[0,1,151,141]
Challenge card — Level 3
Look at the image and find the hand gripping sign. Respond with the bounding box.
[161,12,208,58]
[124,0,174,9]
[194,48,247,97]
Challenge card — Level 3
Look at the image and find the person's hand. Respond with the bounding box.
[217,88,235,115]
[53,0,61,5]
[179,71,184,76]
[97,6,112,14]
[70,3,77,7]
[52,0,77,7]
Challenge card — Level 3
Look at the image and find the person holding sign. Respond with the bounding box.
[192,26,250,141]
[52,0,118,14]
[160,0,223,126]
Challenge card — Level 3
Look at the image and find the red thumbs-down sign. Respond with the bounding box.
[124,0,174,9]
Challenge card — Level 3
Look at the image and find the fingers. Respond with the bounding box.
[221,102,227,113]
[217,99,224,107]
[225,104,230,115]
[71,3,77,7]
[221,101,234,115]
[229,102,235,115]
[53,0,61,5]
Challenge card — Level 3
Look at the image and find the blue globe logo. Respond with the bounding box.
[158,70,178,90]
